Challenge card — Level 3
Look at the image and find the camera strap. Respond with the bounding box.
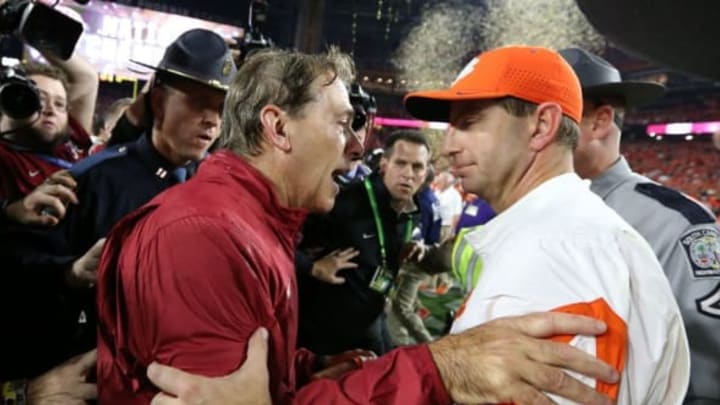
[32,153,73,169]
[0,137,74,169]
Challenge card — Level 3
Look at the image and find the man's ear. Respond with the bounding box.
[150,86,166,129]
[529,103,563,152]
[589,105,615,139]
[259,104,291,152]
[379,156,388,173]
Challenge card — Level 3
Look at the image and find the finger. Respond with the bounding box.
[47,184,79,204]
[32,194,67,219]
[527,339,619,385]
[327,274,346,284]
[338,247,358,256]
[337,262,359,270]
[48,170,77,189]
[91,238,107,255]
[32,213,59,226]
[343,250,360,260]
[509,382,556,405]
[72,349,98,372]
[147,362,197,396]
[501,312,607,338]
[518,362,610,405]
[81,270,98,283]
[75,382,98,400]
[150,392,181,405]
[230,327,270,382]
[324,249,340,258]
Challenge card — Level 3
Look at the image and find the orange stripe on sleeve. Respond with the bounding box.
[549,298,627,401]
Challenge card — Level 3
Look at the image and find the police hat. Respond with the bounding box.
[575,0,719,81]
[133,28,237,91]
[559,47,665,107]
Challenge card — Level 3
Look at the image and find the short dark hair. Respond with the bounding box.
[218,47,355,157]
[496,97,579,150]
[21,62,70,95]
[383,129,431,159]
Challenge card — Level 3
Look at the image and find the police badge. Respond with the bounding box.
[680,228,720,278]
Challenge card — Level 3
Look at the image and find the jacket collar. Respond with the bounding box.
[203,150,307,236]
[134,133,196,181]
[590,156,634,199]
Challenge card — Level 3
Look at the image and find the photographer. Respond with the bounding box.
[0,5,98,221]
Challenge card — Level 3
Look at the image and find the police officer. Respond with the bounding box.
[561,47,720,404]
[0,28,235,388]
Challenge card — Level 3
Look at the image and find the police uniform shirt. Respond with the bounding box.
[591,156,720,404]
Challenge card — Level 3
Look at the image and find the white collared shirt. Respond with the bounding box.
[452,173,690,405]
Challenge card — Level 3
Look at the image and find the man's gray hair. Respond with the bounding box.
[217,47,355,156]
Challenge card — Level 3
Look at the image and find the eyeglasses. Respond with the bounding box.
[39,92,68,113]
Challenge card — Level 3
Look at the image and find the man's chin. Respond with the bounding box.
[308,195,338,214]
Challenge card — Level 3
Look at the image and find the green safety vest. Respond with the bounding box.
[451,226,484,291]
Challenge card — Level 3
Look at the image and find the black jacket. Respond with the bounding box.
[0,134,194,379]
[297,173,420,355]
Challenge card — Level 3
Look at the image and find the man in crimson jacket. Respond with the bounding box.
[96,48,620,405]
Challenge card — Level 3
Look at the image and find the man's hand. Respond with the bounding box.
[398,241,429,264]
[428,312,619,405]
[311,248,359,284]
[4,170,77,226]
[26,349,97,405]
[148,328,271,405]
[67,238,106,288]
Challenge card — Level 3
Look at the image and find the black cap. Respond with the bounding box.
[133,28,237,91]
[559,47,664,108]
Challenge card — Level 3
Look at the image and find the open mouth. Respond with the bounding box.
[197,134,213,142]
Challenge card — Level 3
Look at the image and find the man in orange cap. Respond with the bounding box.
[404,45,690,404]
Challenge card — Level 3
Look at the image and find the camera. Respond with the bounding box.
[0,65,41,119]
[349,83,377,131]
[0,0,84,60]
[233,0,274,62]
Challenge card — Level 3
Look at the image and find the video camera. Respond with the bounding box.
[234,0,274,62]
[349,83,377,131]
[0,0,86,119]
[0,0,85,60]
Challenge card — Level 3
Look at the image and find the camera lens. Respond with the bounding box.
[352,110,367,132]
[0,81,42,119]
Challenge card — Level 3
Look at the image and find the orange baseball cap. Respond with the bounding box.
[404,45,583,124]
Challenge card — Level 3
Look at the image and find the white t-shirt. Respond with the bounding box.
[451,173,689,405]
[436,187,463,226]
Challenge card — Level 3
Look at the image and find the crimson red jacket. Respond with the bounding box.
[96,150,450,404]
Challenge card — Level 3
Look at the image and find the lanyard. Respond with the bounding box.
[32,153,73,169]
[363,178,413,268]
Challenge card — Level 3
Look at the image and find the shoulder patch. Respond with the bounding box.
[635,182,715,225]
[69,144,130,178]
[680,227,720,279]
